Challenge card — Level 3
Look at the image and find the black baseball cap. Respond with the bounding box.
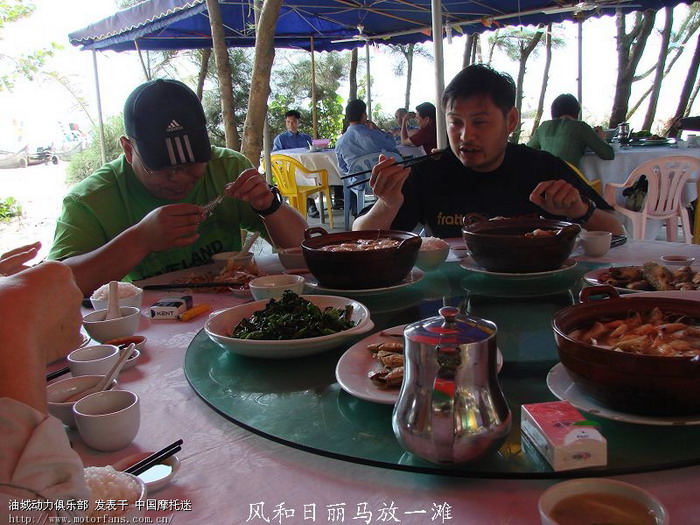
[124,79,211,171]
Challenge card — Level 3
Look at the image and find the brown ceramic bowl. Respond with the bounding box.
[462,215,581,273]
[552,286,700,416]
[301,227,421,289]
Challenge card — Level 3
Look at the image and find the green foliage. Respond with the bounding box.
[0,0,35,29]
[65,115,126,186]
[0,196,22,221]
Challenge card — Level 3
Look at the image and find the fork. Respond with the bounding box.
[202,195,224,215]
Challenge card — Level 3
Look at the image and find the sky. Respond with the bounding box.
[0,0,696,147]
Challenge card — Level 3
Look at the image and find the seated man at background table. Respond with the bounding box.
[388,107,417,141]
[1,261,90,522]
[399,102,438,153]
[528,93,614,168]
[272,109,322,218]
[353,64,623,237]
[49,79,308,295]
[335,99,401,217]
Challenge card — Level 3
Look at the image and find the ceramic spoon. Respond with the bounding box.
[236,232,260,259]
[63,344,135,403]
[105,281,121,320]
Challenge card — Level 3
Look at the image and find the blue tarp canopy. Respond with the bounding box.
[69,0,689,53]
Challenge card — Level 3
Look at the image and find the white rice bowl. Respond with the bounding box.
[84,466,146,518]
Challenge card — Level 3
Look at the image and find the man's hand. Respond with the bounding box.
[529,179,588,219]
[368,154,411,209]
[135,204,205,252]
[0,241,41,275]
[225,168,274,211]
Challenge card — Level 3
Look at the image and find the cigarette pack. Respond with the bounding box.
[150,295,193,319]
[521,401,607,471]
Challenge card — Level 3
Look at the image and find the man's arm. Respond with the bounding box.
[399,113,416,146]
[352,155,411,231]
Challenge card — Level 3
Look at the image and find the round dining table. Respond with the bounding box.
[54,238,700,524]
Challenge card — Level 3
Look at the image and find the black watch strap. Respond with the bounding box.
[252,185,283,217]
[570,197,596,224]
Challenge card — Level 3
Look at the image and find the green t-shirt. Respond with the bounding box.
[527,118,614,167]
[48,146,268,281]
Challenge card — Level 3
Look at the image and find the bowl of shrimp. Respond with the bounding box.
[552,285,700,416]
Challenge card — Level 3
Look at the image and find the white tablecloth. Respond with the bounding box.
[46,240,700,524]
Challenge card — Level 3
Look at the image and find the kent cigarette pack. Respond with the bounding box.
[150,295,193,319]
[521,401,607,471]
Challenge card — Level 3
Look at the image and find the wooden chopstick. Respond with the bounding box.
[47,366,70,381]
[142,282,244,290]
[124,439,183,476]
[339,149,445,181]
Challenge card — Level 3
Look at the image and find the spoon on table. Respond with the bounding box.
[63,344,135,403]
[105,281,121,320]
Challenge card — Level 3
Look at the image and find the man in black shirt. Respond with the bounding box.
[353,65,623,238]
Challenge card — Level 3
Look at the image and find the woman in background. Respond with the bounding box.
[528,93,614,167]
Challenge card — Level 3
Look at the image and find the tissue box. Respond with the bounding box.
[521,401,607,471]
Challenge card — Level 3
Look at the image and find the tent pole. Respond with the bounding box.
[134,40,151,80]
[366,43,372,119]
[431,0,446,149]
[92,50,106,165]
[311,37,318,138]
[578,20,583,114]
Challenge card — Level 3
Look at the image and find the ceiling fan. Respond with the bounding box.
[331,25,372,44]
[542,0,641,17]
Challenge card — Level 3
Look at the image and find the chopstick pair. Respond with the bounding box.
[125,439,183,476]
[342,149,445,189]
[142,282,244,290]
[47,366,70,381]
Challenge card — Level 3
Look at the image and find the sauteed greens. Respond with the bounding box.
[231,291,356,340]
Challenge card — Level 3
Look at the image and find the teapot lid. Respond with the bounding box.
[404,306,496,345]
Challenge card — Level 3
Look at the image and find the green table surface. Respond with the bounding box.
[184,260,700,479]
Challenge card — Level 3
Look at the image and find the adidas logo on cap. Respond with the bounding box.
[166,120,184,132]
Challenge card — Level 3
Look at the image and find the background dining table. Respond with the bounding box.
[55,238,700,524]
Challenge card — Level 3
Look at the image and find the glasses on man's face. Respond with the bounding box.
[130,143,197,178]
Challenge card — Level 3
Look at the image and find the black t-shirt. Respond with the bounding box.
[391,143,612,238]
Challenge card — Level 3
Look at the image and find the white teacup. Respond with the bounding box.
[73,390,140,452]
[67,344,120,376]
[581,231,612,257]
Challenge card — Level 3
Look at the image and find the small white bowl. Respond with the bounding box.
[83,306,141,343]
[113,452,181,493]
[248,274,306,301]
[74,389,140,452]
[90,284,144,311]
[103,335,147,351]
[538,478,668,525]
[211,251,254,271]
[277,246,307,270]
[660,254,695,266]
[415,244,450,271]
[47,375,118,428]
[84,467,147,520]
[67,344,120,376]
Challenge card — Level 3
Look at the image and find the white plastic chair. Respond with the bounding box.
[342,151,401,230]
[603,155,698,242]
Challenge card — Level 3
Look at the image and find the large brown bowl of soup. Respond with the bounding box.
[301,227,421,289]
[552,286,700,416]
[462,215,581,273]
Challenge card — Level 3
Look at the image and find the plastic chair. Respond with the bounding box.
[342,151,401,230]
[603,155,697,243]
[268,154,334,228]
[565,161,602,196]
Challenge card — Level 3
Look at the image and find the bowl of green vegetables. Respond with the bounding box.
[204,291,374,358]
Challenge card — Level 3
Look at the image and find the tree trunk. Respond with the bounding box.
[531,25,553,136]
[404,44,414,109]
[609,11,656,128]
[668,32,700,137]
[463,34,478,68]
[206,0,239,150]
[349,48,358,102]
[196,48,212,101]
[512,26,544,143]
[642,8,672,131]
[241,0,283,165]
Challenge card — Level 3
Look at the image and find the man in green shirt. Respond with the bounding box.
[49,79,307,295]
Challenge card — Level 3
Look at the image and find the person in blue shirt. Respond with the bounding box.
[273,110,313,151]
[272,110,320,217]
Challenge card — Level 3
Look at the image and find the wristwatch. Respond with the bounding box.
[252,185,283,217]
[570,197,596,224]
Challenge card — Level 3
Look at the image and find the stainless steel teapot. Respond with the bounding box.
[392,306,511,464]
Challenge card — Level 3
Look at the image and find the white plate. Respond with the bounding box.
[205,295,374,358]
[113,452,180,493]
[305,268,424,296]
[584,266,699,294]
[546,363,700,426]
[133,264,257,297]
[460,257,577,278]
[336,324,503,405]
